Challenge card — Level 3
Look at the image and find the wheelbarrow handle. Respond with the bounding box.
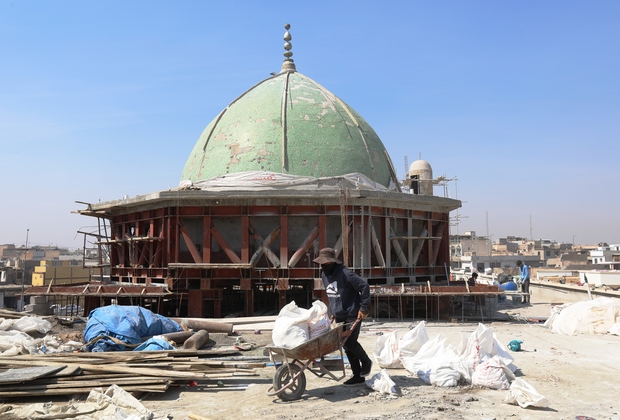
[340,318,361,341]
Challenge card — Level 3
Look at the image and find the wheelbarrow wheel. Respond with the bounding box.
[273,363,306,401]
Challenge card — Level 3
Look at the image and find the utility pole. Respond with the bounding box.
[529,214,533,240]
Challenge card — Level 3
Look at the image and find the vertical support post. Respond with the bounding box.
[241,213,250,264]
[318,214,327,250]
[203,215,211,263]
[280,213,289,268]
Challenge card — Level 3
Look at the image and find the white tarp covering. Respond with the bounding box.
[180,171,399,192]
[544,297,620,335]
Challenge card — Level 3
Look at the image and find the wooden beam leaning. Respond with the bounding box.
[288,224,319,268]
[210,225,242,264]
[248,224,281,268]
[369,219,386,267]
[179,221,203,264]
[389,227,408,267]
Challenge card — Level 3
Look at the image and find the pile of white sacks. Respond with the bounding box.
[0,315,83,355]
[373,322,548,408]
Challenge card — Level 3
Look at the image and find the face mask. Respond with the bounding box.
[322,263,336,276]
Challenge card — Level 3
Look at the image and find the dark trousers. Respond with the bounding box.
[340,318,372,377]
[522,279,530,303]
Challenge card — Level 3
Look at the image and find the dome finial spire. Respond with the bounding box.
[281,23,296,73]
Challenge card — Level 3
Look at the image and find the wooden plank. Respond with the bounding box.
[0,365,66,384]
[0,360,207,379]
[0,377,169,391]
[0,383,170,397]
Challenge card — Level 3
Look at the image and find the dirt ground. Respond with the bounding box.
[6,297,620,420]
[139,299,620,420]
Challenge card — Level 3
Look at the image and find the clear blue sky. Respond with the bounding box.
[1,1,618,249]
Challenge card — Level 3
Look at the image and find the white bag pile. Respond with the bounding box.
[371,321,549,408]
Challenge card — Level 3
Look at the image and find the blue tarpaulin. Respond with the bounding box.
[83,305,183,352]
[134,337,176,352]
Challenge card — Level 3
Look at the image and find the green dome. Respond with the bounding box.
[181,70,399,189]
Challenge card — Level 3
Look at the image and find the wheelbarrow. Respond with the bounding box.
[266,319,360,401]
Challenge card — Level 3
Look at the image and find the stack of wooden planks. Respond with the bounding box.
[0,348,265,399]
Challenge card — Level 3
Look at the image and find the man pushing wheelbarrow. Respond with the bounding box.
[314,247,373,386]
[267,248,373,400]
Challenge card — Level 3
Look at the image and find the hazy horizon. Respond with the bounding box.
[1,2,618,249]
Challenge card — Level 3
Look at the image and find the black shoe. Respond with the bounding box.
[343,376,365,386]
[360,360,373,377]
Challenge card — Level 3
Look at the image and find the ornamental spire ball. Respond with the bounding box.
[281,23,296,73]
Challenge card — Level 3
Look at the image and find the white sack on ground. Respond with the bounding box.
[0,316,52,334]
[471,355,515,390]
[458,323,516,377]
[544,297,620,335]
[401,334,470,387]
[366,369,397,394]
[503,378,549,408]
[0,330,41,355]
[11,316,52,334]
[272,301,314,348]
[609,321,620,336]
[401,323,517,387]
[399,320,429,359]
[374,330,402,368]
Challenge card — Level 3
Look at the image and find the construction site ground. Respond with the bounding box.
[5,298,620,420]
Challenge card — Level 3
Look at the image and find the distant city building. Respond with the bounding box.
[589,245,620,269]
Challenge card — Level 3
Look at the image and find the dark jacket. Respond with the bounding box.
[321,264,370,321]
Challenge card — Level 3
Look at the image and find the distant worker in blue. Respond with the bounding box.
[516,260,530,304]
[314,247,373,386]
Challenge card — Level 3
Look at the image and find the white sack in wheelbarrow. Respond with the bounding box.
[308,300,331,339]
[272,301,314,348]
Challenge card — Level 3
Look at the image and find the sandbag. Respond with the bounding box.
[272,301,313,349]
[399,321,429,359]
[373,330,402,368]
[401,334,469,386]
[366,369,397,394]
[503,378,549,408]
[308,300,331,339]
[459,323,516,378]
[471,355,515,390]
[12,316,52,334]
